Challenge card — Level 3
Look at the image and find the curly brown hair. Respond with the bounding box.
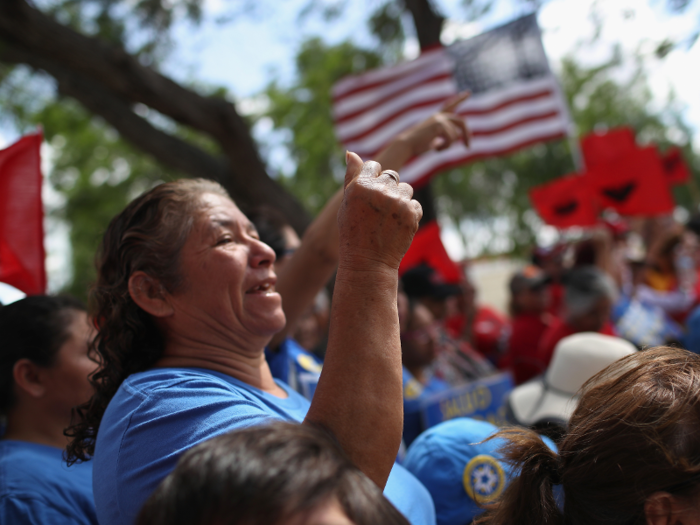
[475,346,700,525]
[65,178,229,463]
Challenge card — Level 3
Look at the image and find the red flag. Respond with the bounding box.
[0,132,46,295]
[661,146,690,185]
[529,174,598,228]
[581,127,637,168]
[399,220,461,283]
[587,146,674,216]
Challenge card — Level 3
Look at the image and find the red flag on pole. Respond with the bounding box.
[529,174,598,228]
[661,146,690,185]
[587,146,674,217]
[581,127,637,168]
[0,132,46,295]
[399,220,461,283]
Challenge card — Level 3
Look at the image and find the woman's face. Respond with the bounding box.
[169,193,286,344]
[513,286,549,314]
[401,303,439,369]
[570,296,612,333]
[43,310,97,413]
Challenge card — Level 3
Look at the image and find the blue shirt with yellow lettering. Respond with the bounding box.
[402,367,450,446]
[266,337,323,400]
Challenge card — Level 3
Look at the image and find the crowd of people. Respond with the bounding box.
[2,98,700,525]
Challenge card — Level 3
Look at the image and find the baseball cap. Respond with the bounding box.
[401,264,461,300]
[509,265,550,295]
[403,418,557,525]
[506,333,637,429]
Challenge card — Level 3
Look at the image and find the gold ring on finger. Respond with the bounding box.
[383,170,400,184]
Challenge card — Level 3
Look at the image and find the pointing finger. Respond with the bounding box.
[442,91,471,113]
[447,113,471,148]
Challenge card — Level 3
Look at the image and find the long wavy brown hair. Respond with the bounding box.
[475,346,700,525]
[65,178,229,463]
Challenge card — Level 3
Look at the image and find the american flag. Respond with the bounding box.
[332,14,572,187]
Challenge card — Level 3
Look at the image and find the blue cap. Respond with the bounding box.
[403,418,557,525]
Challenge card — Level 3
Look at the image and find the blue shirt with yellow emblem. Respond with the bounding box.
[266,337,323,400]
[402,367,450,446]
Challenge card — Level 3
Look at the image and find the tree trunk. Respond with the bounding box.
[402,0,444,225]
[0,0,311,233]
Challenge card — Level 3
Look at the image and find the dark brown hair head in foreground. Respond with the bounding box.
[137,421,409,525]
[475,346,700,525]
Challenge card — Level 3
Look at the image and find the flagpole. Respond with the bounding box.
[549,70,585,173]
[568,133,585,173]
[533,10,585,174]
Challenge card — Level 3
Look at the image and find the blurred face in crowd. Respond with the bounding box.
[401,303,439,372]
[513,285,549,315]
[293,305,328,352]
[455,279,476,319]
[419,297,449,321]
[43,310,97,414]
[569,297,612,333]
[541,254,565,280]
[275,225,302,274]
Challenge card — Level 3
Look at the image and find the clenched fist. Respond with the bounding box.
[337,151,423,273]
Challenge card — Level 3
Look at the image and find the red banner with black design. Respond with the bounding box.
[661,146,690,185]
[0,132,46,295]
[530,128,685,227]
[581,127,637,168]
[586,146,674,216]
[399,220,462,284]
[529,174,598,228]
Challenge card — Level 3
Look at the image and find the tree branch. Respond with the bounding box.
[0,0,311,232]
[402,0,444,49]
[401,0,444,224]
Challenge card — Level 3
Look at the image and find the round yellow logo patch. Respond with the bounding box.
[296,354,322,373]
[403,378,423,400]
[463,454,505,503]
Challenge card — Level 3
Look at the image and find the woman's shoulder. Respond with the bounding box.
[106,367,309,428]
[124,367,233,391]
[121,367,304,402]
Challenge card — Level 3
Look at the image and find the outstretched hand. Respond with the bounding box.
[398,91,471,156]
[337,152,423,273]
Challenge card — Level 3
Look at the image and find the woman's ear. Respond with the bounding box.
[645,491,695,525]
[13,359,46,399]
[128,271,175,318]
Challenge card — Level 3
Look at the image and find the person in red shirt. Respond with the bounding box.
[538,266,617,369]
[444,268,509,364]
[532,243,568,318]
[501,266,553,385]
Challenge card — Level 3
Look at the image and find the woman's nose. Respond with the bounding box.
[250,238,276,268]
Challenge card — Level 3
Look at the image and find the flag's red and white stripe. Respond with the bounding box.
[332,47,571,187]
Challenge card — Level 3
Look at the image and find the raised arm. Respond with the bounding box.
[304,152,422,488]
[270,93,470,348]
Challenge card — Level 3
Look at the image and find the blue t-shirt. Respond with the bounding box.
[402,367,450,446]
[0,440,97,525]
[93,367,435,525]
[684,304,700,353]
[265,337,322,400]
